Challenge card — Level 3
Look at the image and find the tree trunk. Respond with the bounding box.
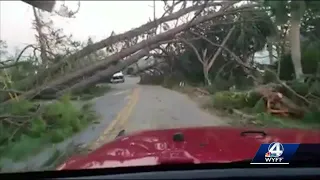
[289,16,303,81]
[206,26,235,70]
[57,44,160,95]
[203,66,211,86]
[33,7,49,64]
[19,3,250,100]
[277,55,281,77]
[135,62,140,73]
[202,26,235,86]
[22,2,223,88]
[267,40,273,64]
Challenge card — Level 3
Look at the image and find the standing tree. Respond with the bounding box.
[264,0,320,81]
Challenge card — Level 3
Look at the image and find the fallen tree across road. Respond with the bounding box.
[19,1,227,92]
[17,2,258,100]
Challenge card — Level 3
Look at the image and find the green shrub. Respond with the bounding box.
[256,112,320,129]
[262,70,278,84]
[252,98,266,113]
[212,91,246,109]
[0,135,46,161]
[308,81,320,97]
[212,91,262,110]
[0,99,34,115]
[29,117,47,138]
[204,85,218,94]
[303,111,320,123]
[286,80,309,97]
[211,76,234,91]
[0,95,98,161]
[244,91,263,108]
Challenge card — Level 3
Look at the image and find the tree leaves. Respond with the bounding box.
[264,0,289,24]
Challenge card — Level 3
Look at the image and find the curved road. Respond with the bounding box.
[1,76,227,172]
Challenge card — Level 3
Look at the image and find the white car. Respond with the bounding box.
[110,71,125,83]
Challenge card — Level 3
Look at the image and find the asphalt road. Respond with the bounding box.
[90,76,227,149]
[1,76,227,172]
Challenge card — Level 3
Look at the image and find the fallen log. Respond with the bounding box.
[56,44,160,95]
[17,3,255,100]
[195,88,210,95]
[20,2,224,91]
[16,3,258,102]
[251,84,305,118]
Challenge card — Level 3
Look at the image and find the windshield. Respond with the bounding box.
[0,0,320,174]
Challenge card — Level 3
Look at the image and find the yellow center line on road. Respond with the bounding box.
[118,88,140,128]
[87,87,140,151]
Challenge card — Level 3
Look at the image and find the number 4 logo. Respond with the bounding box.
[268,142,284,157]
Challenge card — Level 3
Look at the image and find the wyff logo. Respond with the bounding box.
[265,142,284,163]
[251,142,300,164]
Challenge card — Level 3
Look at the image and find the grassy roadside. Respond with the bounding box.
[0,84,111,168]
[169,85,320,130]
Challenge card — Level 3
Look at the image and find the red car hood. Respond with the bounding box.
[57,126,320,170]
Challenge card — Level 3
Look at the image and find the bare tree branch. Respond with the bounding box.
[26,1,228,82]
[56,42,165,95]
[190,31,253,70]
[0,44,37,69]
[15,3,258,101]
[180,38,204,63]
[206,25,235,70]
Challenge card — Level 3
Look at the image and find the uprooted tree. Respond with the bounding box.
[0,1,102,164]
[4,0,258,100]
[134,0,320,124]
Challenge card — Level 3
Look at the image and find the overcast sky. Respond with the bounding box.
[0,1,165,55]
